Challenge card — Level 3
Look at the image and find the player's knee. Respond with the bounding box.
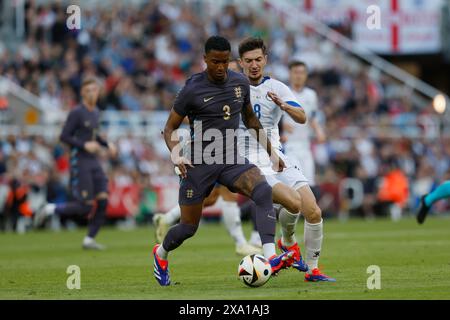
[250,181,272,205]
[285,191,302,214]
[203,194,218,207]
[307,204,322,223]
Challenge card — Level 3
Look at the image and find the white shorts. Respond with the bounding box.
[264,162,309,190]
[247,149,309,190]
[250,151,309,214]
[285,147,316,187]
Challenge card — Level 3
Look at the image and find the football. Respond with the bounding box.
[238,254,272,287]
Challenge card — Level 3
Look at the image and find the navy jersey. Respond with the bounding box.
[60,105,107,158]
[173,70,251,164]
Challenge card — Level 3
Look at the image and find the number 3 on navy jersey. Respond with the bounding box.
[253,104,261,119]
[223,105,231,120]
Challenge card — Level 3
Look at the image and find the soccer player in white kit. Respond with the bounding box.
[238,38,335,282]
[283,61,326,191]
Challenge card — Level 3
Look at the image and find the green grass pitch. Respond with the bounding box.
[1,216,450,299]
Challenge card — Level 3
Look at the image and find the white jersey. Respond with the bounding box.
[283,86,318,150]
[283,86,319,186]
[238,76,302,175]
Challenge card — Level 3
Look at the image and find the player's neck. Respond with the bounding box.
[292,85,304,93]
[206,71,228,85]
[249,75,264,86]
[82,101,96,112]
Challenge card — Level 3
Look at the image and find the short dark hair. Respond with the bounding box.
[288,60,307,70]
[238,37,267,57]
[204,36,231,54]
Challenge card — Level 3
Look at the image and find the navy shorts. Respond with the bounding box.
[70,153,108,202]
[178,161,256,205]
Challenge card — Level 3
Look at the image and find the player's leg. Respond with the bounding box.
[203,185,221,207]
[417,180,450,224]
[296,184,335,282]
[153,164,217,286]
[153,205,181,243]
[271,181,302,246]
[153,185,221,243]
[239,200,262,247]
[82,163,109,250]
[153,202,203,286]
[218,165,295,274]
[228,167,275,257]
[34,158,94,227]
[83,163,108,250]
[270,180,308,272]
[266,165,304,248]
[218,186,261,255]
[82,192,108,250]
[157,202,203,259]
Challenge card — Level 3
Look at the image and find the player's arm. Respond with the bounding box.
[241,102,285,172]
[60,110,94,152]
[308,92,326,143]
[163,110,185,154]
[310,118,326,143]
[268,91,306,124]
[164,110,193,179]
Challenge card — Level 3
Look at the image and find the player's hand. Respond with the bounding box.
[173,156,194,179]
[270,150,286,172]
[84,141,101,154]
[107,142,118,158]
[267,92,287,111]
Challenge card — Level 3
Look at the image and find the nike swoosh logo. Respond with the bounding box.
[268,214,276,220]
[203,97,214,102]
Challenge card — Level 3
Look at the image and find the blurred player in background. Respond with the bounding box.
[237,37,335,282]
[283,61,326,196]
[153,36,295,286]
[34,78,117,250]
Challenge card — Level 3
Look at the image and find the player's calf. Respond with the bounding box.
[162,223,198,252]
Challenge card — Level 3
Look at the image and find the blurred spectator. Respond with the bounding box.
[4,176,33,232]
[135,174,158,224]
[376,159,410,221]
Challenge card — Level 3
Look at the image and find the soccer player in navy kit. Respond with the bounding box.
[152,36,295,286]
[34,78,117,250]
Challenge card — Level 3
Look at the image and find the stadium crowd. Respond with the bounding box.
[1,1,449,232]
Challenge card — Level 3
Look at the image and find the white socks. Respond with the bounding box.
[163,205,181,225]
[279,207,299,246]
[156,244,168,259]
[263,243,276,258]
[304,218,323,272]
[83,236,95,245]
[220,199,247,247]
